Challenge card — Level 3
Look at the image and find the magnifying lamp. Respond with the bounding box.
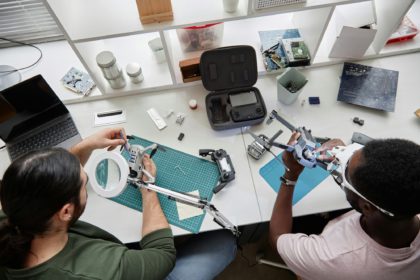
[89,151,129,198]
[87,150,240,236]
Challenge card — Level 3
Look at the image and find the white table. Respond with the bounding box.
[1,48,420,243]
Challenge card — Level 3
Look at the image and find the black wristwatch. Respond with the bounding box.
[280,175,297,186]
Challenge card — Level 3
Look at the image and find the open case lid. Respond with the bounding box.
[200,45,258,92]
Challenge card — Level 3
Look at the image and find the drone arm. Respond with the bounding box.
[268,129,283,144]
[271,142,294,151]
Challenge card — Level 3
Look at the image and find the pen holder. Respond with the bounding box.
[276,67,307,105]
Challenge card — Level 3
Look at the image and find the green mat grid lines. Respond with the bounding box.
[111,136,220,233]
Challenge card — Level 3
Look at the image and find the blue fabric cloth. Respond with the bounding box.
[166,230,237,280]
[259,152,330,205]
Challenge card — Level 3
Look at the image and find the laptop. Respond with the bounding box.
[0,75,82,161]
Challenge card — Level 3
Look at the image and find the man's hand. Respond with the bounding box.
[70,127,127,166]
[139,155,170,236]
[315,138,345,162]
[141,155,157,195]
[282,132,304,180]
[83,127,127,152]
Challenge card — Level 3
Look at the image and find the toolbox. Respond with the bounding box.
[200,45,267,130]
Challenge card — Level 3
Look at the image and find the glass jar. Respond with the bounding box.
[96,51,126,89]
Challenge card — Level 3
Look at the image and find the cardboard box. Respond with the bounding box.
[179,57,201,83]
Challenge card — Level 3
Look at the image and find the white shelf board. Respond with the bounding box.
[371,0,415,53]
[312,1,377,64]
[249,0,370,16]
[74,33,173,95]
[46,0,249,42]
[378,0,420,55]
[166,10,330,84]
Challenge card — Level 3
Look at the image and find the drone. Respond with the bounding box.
[123,139,240,237]
[247,110,326,169]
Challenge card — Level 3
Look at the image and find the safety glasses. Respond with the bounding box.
[331,146,395,217]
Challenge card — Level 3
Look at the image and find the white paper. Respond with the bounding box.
[94,109,126,127]
[329,26,377,59]
[176,190,204,220]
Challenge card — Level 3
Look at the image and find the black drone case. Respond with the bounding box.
[200,45,267,130]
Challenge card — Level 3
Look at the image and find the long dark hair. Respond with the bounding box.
[0,148,82,268]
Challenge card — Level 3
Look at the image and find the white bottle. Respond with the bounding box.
[126,63,144,84]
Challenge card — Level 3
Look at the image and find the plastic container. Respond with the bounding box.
[176,23,224,52]
[126,63,144,84]
[276,68,307,105]
[96,51,126,89]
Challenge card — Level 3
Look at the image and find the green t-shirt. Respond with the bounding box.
[0,211,176,280]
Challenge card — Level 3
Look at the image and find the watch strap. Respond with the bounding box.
[280,176,297,186]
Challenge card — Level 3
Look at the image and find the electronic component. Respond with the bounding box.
[352,117,364,126]
[199,149,236,193]
[61,67,95,96]
[309,97,320,104]
[281,38,311,67]
[147,108,167,130]
[176,113,186,125]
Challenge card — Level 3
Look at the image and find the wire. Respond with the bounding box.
[0,37,43,74]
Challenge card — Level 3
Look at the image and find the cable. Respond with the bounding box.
[0,37,43,74]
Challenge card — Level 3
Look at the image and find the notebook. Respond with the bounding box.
[0,75,82,161]
[337,62,399,112]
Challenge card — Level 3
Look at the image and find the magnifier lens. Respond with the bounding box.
[95,159,122,191]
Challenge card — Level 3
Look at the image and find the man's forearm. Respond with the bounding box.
[141,190,170,237]
[269,183,295,248]
[69,141,93,166]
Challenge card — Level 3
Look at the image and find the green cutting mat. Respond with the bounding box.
[109,135,219,233]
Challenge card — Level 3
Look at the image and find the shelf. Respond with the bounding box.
[40,0,420,103]
[166,7,331,84]
[46,0,249,43]
[312,1,377,64]
[74,33,173,95]
[377,0,420,56]
[249,0,370,16]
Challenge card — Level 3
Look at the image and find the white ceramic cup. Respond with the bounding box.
[223,0,239,13]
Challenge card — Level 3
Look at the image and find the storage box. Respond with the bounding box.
[136,0,173,24]
[276,67,307,105]
[179,57,201,83]
[176,23,224,52]
[200,45,267,130]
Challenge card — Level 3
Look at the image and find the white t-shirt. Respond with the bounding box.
[277,210,420,280]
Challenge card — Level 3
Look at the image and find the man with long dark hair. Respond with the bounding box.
[0,128,236,279]
[270,133,420,279]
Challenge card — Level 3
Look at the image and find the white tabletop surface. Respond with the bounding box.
[1,43,420,243]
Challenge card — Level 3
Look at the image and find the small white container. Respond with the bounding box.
[126,63,144,84]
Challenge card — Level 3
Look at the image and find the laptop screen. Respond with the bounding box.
[0,75,69,142]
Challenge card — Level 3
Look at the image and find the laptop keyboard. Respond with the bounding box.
[8,118,79,160]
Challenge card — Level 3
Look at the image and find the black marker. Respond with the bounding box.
[97,110,123,118]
